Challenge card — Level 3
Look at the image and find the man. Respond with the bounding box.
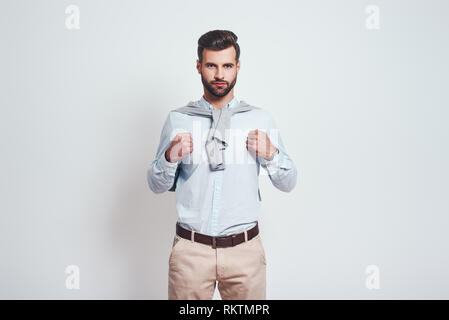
[147,30,297,300]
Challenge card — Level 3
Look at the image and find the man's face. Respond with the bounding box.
[196,46,240,97]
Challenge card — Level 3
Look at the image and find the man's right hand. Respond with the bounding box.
[165,133,193,163]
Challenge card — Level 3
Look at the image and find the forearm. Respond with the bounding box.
[147,147,180,194]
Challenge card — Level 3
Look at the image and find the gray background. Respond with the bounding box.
[1,0,448,299]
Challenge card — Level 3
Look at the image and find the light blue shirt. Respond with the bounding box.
[147,95,297,236]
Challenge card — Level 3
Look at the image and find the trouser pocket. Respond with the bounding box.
[169,235,184,265]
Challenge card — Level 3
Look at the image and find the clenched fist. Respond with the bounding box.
[246,129,278,160]
[165,133,193,163]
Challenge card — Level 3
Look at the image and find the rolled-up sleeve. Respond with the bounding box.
[257,111,298,192]
[147,112,181,194]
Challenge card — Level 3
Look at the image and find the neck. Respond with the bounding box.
[203,90,235,110]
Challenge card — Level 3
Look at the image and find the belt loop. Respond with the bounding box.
[191,231,195,242]
[244,230,248,242]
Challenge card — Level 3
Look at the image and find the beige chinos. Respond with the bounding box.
[168,231,267,300]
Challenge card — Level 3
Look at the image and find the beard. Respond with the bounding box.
[201,73,237,97]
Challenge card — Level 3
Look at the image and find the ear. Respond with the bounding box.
[236,60,240,73]
[196,60,201,74]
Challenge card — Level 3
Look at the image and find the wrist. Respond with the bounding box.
[267,148,278,160]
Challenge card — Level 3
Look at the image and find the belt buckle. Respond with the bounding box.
[212,235,227,248]
[231,234,238,246]
[212,234,238,248]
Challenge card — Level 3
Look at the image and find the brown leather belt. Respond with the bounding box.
[176,222,259,248]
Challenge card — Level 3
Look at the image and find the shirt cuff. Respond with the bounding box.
[258,148,280,168]
[157,149,181,176]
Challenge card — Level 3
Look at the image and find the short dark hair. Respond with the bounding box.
[197,30,240,64]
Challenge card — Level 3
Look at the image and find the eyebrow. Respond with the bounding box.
[205,62,235,66]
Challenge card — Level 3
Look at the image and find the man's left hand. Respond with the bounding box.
[246,129,278,160]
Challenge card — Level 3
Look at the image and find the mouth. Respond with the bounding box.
[214,82,226,87]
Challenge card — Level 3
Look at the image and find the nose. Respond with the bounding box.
[215,66,224,79]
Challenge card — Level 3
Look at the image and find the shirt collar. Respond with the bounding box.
[199,95,239,110]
